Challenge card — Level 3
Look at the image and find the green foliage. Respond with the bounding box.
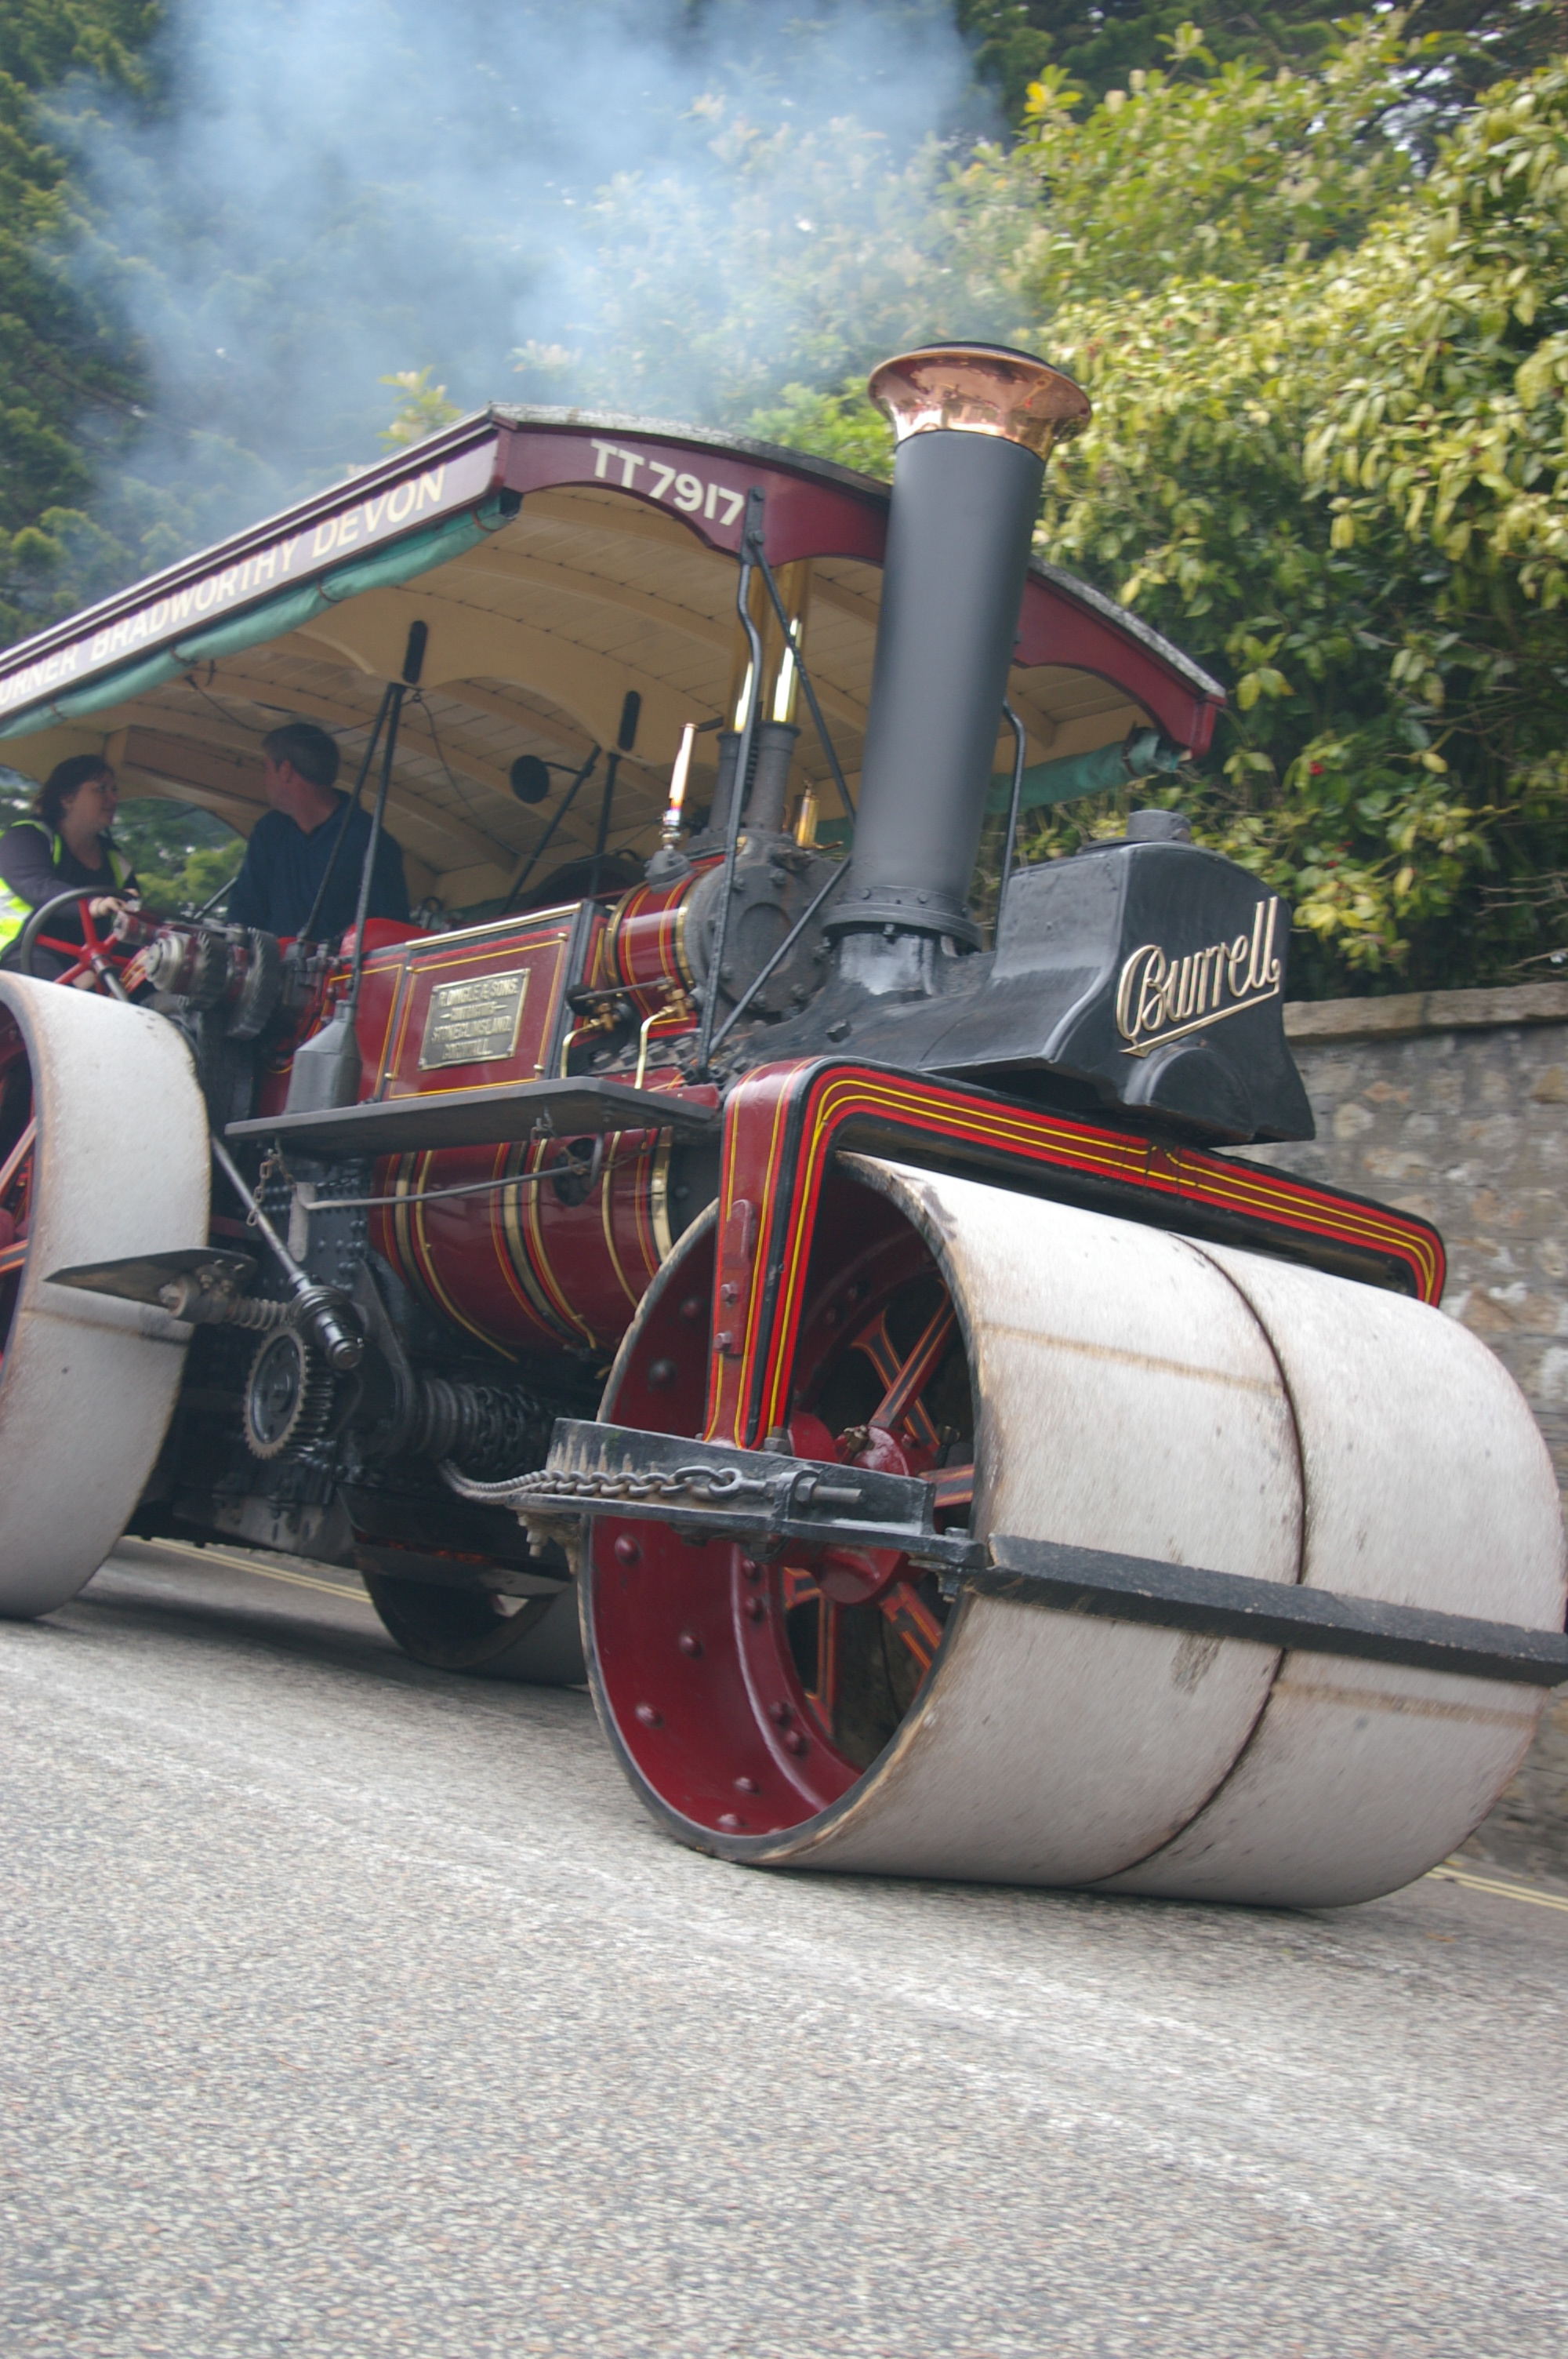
[0,4,163,642]
[750,26,1568,994]
[1306,71,1568,609]
[1002,20,1417,290]
[960,0,1564,117]
[535,108,1008,419]
[1025,47,1568,990]
[106,795,243,913]
[747,380,898,471]
[954,1,1054,117]
[379,369,463,449]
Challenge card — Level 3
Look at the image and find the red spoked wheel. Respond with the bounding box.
[584,1169,975,1848]
[0,1018,34,1365]
[16,889,134,996]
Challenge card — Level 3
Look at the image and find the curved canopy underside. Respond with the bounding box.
[0,409,1225,913]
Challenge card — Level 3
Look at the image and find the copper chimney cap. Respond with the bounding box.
[868,342,1091,460]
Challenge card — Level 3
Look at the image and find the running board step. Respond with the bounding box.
[227,1077,718,1158]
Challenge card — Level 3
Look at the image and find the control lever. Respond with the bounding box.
[209,1135,362,1371]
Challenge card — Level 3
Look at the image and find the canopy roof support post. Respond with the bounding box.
[282,627,419,1117]
[693,487,767,1081]
[501,747,601,915]
[298,678,397,949]
[996,701,1027,936]
[589,752,619,900]
[751,541,855,827]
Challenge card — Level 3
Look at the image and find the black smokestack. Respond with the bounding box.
[829,345,1091,947]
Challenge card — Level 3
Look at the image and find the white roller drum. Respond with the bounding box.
[0,976,210,1616]
[757,1157,1564,1905]
[1100,1242,1566,1904]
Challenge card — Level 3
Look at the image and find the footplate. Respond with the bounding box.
[445,1418,985,1573]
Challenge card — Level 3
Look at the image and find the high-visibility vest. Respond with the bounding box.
[0,822,132,958]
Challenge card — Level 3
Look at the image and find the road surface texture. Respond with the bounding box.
[2,1541,1565,2359]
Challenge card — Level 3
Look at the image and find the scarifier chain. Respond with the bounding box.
[500,1464,777,1505]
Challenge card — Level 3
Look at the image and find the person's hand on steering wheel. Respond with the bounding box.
[16,890,137,998]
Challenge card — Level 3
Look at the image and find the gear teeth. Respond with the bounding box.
[289,1356,338,1460]
[242,1328,338,1462]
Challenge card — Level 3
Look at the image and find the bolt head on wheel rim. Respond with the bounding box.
[584,1174,971,1848]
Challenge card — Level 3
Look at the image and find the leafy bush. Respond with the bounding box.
[757,28,1568,994]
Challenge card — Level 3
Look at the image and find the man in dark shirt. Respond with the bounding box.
[226,721,409,941]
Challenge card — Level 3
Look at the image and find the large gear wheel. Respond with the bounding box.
[242,1326,336,1463]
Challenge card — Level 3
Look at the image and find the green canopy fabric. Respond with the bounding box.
[0,499,506,744]
[984,729,1181,818]
[172,580,327,664]
[45,651,184,724]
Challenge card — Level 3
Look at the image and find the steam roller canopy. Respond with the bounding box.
[585,1158,1566,1909]
[0,976,211,1616]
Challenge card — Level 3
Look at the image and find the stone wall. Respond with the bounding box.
[1244,980,1568,1879]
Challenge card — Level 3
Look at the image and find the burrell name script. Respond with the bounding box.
[1116,896,1283,1056]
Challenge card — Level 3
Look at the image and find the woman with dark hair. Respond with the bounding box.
[0,756,138,977]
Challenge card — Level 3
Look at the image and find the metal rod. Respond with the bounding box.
[501,747,599,913]
[209,1134,299,1276]
[299,680,397,946]
[693,489,766,1079]
[977,1534,1568,1688]
[588,751,620,897]
[296,1136,603,1216]
[753,544,855,824]
[192,871,238,921]
[209,1134,361,1370]
[707,859,851,1053]
[341,682,405,1030]
[996,700,1028,935]
[0,1117,36,1202]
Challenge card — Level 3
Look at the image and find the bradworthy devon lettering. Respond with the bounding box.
[1115,897,1283,1056]
[0,445,496,723]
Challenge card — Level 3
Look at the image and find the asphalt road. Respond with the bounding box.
[2,1543,1566,2359]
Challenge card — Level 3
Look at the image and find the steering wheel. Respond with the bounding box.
[16,889,135,999]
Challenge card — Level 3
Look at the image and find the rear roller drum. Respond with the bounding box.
[584,1158,1566,1907]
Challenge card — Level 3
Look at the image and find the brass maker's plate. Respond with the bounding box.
[419,969,529,1069]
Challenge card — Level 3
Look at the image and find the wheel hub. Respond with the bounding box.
[243,1326,336,1462]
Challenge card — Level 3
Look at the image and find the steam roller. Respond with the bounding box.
[0,343,1562,1906]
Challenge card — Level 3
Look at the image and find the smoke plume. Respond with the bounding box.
[57,0,993,551]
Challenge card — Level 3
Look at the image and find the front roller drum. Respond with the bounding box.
[0,976,211,1616]
[360,1568,585,1685]
[583,1157,1566,1907]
